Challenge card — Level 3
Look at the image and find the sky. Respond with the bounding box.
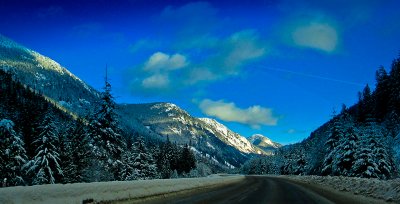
[1,0,400,144]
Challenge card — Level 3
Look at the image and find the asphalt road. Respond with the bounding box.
[146,176,377,204]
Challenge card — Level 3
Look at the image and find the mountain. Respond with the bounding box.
[119,103,267,168]
[248,134,282,153]
[199,118,267,155]
[0,34,99,116]
[242,56,400,179]
[0,34,271,170]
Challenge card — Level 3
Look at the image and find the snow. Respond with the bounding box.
[0,119,14,130]
[0,175,245,204]
[169,127,182,135]
[284,175,400,202]
[199,118,259,154]
[0,34,93,94]
[248,134,281,149]
[206,141,215,150]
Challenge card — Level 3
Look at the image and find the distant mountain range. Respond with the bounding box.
[0,34,282,169]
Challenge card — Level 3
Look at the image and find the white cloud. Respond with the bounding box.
[141,74,169,89]
[291,22,338,52]
[223,30,266,69]
[187,29,266,82]
[199,99,278,128]
[144,52,188,71]
[129,29,267,96]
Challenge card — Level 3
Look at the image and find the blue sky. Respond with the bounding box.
[1,0,400,144]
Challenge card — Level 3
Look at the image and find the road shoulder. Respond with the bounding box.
[276,175,389,204]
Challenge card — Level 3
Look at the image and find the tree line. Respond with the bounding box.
[0,69,196,187]
[241,55,400,180]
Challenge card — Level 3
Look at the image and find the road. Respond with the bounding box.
[144,176,377,204]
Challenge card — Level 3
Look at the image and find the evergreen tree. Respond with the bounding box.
[178,144,196,174]
[131,135,158,180]
[0,119,27,186]
[62,119,92,183]
[120,149,138,181]
[321,118,344,175]
[157,136,174,179]
[357,84,374,122]
[374,137,393,179]
[26,113,63,184]
[58,126,72,183]
[88,70,124,180]
[352,137,380,178]
[333,126,358,176]
[352,118,392,179]
[375,66,390,119]
[388,57,400,113]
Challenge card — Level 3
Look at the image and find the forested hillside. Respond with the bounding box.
[0,69,197,187]
[242,56,400,179]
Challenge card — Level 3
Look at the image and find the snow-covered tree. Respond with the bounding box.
[131,135,158,180]
[58,126,72,183]
[352,118,392,179]
[156,137,174,179]
[120,149,138,181]
[0,119,27,186]
[26,113,63,184]
[333,126,358,176]
[61,119,92,183]
[352,140,380,178]
[88,72,124,180]
[321,118,344,175]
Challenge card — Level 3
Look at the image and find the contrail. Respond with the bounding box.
[253,65,365,87]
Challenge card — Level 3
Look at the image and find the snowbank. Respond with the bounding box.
[0,175,244,204]
[284,175,400,202]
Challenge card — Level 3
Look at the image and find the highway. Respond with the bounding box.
[145,176,379,204]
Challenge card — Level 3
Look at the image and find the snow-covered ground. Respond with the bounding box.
[0,175,244,204]
[284,175,400,202]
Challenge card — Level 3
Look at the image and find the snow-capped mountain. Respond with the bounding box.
[0,34,99,115]
[119,103,260,168]
[248,134,282,152]
[0,34,266,169]
[199,118,266,155]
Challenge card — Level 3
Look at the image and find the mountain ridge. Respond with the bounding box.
[0,34,283,169]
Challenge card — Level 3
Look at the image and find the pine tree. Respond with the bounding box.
[178,144,196,174]
[131,135,158,180]
[120,149,138,181]
[0,119,27,186]
[374,138,393,179]
[321,118,344,175]
[58,126,73,183]
[357,84,374,122]
[26,113,63,184]
[333,126,358,176]
[61,119,92,183]
[352,138,380,178]
[352,118,387,178]
[388,57,400,113]
[375,66,390,119]
[88,69,124,180]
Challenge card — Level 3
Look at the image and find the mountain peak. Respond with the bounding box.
[199,118,269,155]
[248,134,282,150]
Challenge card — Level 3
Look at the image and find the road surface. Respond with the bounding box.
[143,176,379,204]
